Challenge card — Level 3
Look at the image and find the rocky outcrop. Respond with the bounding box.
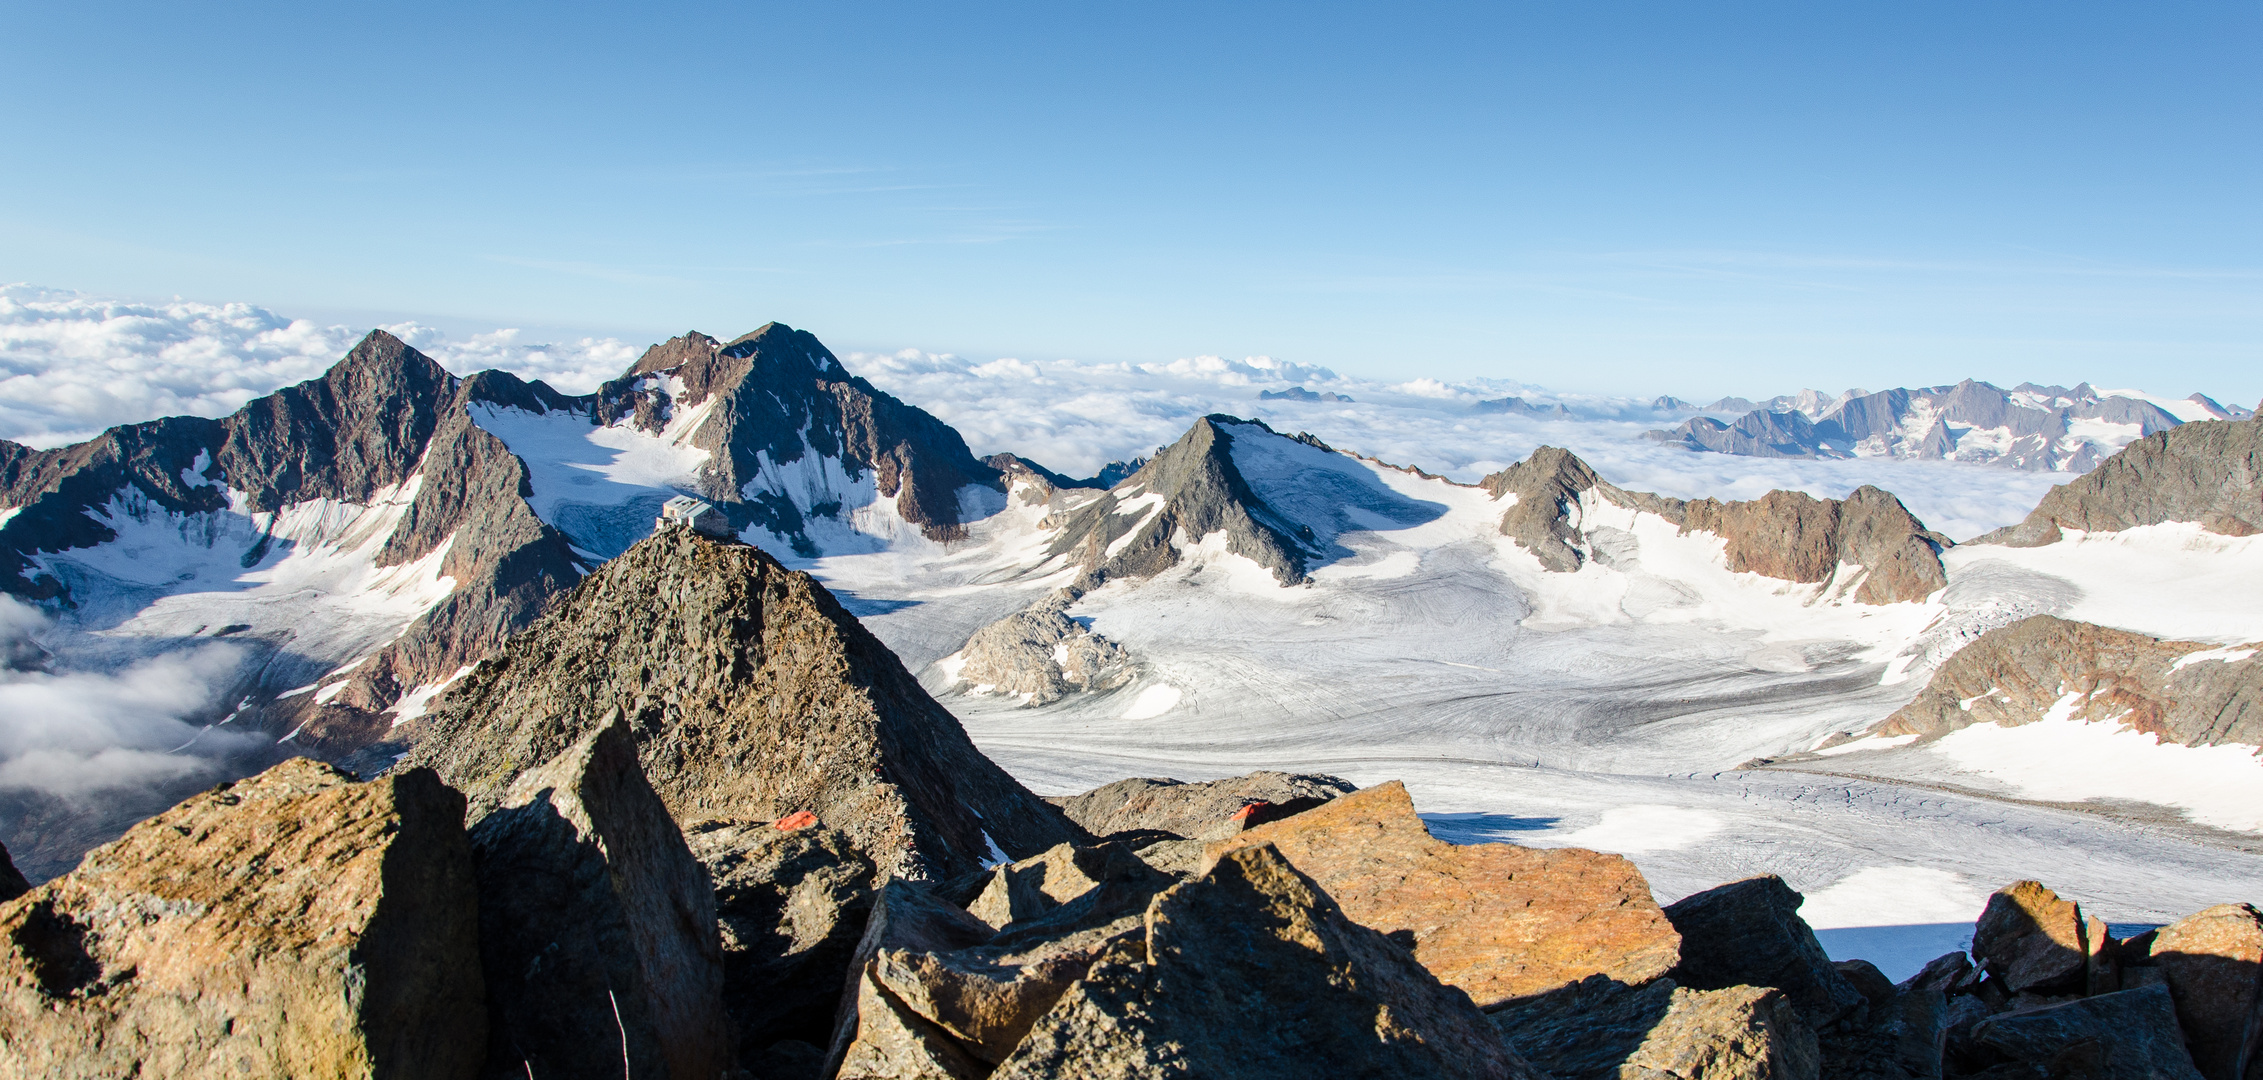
[824,878,1002,1078]
[1651,409,1854,460]
[1875,614,2263,751]
[2144,903,2263,1080]
[398,527,1079,883]
[0,758,483,1080]
[1971,880,2090,995]
[1966,985,2204,1080]
[685,817,880,1057]
[1662,875,1866,1029]
[0,844,25,902]
[989,843,1541,1079]
[1680,487,1950,604]
[951,591,1134,705]
[1049,770,1357,842]
[1204,780,1681,1008]
[1038,415,1319,587]
[1473,446,1948,603]
[1978,416,2263,544]
[1490,975,1684,1080]
[466,719,728,1080]
[1620,984,1823,1080]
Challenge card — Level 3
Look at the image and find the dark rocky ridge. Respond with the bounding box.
[1039,414,1321,588]
[1874,614,2263,752]
[1478,446,1950,604]
[396,526,1079,882]
[1976,417,2263,545]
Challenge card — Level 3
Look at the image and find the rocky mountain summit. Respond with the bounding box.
[1478,445,1950,603]
[1650,380,2227,472]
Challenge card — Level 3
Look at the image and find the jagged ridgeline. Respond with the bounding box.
[0,322,1003,764]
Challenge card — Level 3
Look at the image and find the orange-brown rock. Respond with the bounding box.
[2148,903,2263,1080]
[0,759,483,1080]
[1202,780,1679,1008]
[1680,486,1948,605]
[1972,880,2089,995]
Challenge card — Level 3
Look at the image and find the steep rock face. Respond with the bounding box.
[398,527,1079,882]
[605,323,1002,546]
[1978,417,2263,545]
[990,844,1540,1079]
[1474,447,1948,604]
[1679,487,1949,605]
[0,758,483,1080]
[1876,614,2263,751]
[1204,781,1681,1009]
[1038,415,1317,587]
[469,719,729,1080]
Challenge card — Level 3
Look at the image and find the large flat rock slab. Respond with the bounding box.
[1203,779,1679,1007]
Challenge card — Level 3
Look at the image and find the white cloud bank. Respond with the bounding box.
[4,282,2069,539]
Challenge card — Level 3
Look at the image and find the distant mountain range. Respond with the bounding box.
[1646,381,2253,471]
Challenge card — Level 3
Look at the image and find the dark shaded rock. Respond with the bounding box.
[1048,770,1357,842]
[1903,951,1978,995]
[684,818,880,1057]
[2147,903,2263,1080]
[1877,615,2263,751]
[990,843,1542,1079]
[0,758,482,1080]
[1663,875,1866,1029]
[1837,959,1897,1007]
[1621,984,1824,1080]
[1973,880,2090,996]
[1820,985,1948,1080]
[1206,780,1681,1008]
[1481,445,1608,572]
[467,718,728,1080]
[1967,985,2204,1080]
[1979,417,2263,545]
[1488,974,1680,1080]
[399,527,1080,883]
[0,844,25,902]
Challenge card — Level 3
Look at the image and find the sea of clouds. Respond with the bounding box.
[3,282,2070,542]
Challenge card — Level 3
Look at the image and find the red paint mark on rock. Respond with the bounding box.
[774,810,818,831]
[1231,801,1273,822]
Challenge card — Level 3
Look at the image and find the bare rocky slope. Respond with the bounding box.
[1874,614,2263,751]
[396,526,1079,882]
[1976,416,2263,545]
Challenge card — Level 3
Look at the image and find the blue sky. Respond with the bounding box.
[3,2,2257,402]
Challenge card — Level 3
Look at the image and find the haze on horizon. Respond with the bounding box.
[1,2,2256,402]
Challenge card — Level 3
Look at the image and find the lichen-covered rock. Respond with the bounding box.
[2147,903,2263,1080]
[1663,875,1865,1029]
[399,527,1080,883]
[1972,880,2091,996]
[468,719,729,1080]
[1049,770,1357,842]
[1876,615,2263,751]
[1619,984,1822,1080]
[684,817,880,1057]
[991,844,1542,1079]
[1968,984,2204,1080]
[1978,417,2263,546]
[1204,780,1680,1008]
[824,879,999,1079]
[0,758,482,1080]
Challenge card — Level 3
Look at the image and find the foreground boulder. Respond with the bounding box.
[1489,975,1682,1080]
[826,879,1003,1078]
[1204,780,1680,1008]
[1050,771,1357,842]
[990,844,1542,1078]
[1966,984,2203,1080]
[468,720,729,1080]
[1663,875,1865,1029]
[0,759,482,1080]
[2146,903,2263,1080]
[400,527,1080,882]
[1620,984,1823,1080]
[1971,879,2090,996]
[686,817,880,1058]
